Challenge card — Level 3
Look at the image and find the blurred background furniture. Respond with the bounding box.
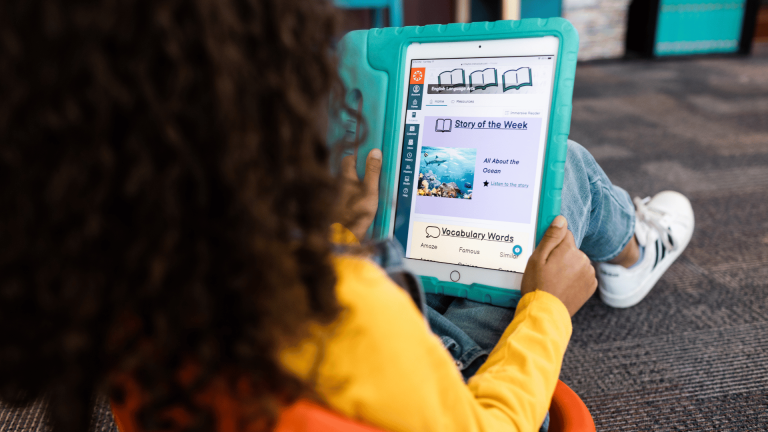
[753,0,768,44]
[562,0,633,60]
[457,0,562,22]
[339,0,764,59]
[335,0,404,28]
[626,0,762,56]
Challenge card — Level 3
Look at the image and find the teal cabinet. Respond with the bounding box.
[656,0,747,55]
[470,0,562,21]
[521,0,562,18]
[626,0,761,56]
[334,0,403,28]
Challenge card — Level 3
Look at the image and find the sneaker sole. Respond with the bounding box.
[598,229,693,308]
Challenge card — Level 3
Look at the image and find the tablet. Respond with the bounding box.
[332,20,579,305]
[390,37,560,291]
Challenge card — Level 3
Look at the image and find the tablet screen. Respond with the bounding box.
[392,53,557,273]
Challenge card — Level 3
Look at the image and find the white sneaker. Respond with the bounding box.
[597,191,695,308]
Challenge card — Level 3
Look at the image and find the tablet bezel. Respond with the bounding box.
[388,36,561,291]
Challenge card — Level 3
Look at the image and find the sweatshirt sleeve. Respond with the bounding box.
[467,290,573,430]
[280,258,572,432]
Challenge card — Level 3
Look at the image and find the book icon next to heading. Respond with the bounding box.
[435,119,452,133]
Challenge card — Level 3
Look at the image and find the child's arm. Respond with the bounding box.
[466,290,572,429]
[279,254,575,432]
[320,148,596,430]
[281,218,594,432]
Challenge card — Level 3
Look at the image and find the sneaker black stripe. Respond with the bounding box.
[653,239,661,270]
[661,242,666,260]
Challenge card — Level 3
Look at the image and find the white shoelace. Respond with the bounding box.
[634,196,677,252]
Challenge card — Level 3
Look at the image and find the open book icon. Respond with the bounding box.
[502,67,533,91]
[438,69,465,87]
[435,119,452,133]
[469,68,498,90]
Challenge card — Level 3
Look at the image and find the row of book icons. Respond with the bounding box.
[438,67,532,91]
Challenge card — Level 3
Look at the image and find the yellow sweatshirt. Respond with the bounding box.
[111,227,572,432]
[280,254,573,432]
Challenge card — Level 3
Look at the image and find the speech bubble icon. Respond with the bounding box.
[425,226,440,238]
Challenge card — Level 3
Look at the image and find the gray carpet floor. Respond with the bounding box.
[2,49,767,432]
[561,49,768,430]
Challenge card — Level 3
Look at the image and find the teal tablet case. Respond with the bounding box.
[332,18,579,307]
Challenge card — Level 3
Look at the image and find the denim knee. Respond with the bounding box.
[562,140,635,261]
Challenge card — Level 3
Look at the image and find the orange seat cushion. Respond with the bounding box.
[275,400,385,432]
[275,379,595,432]
[548,380,596,432]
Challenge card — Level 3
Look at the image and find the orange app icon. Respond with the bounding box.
[410,67,426,84]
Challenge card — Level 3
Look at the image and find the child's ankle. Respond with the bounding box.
[609,236,641,269]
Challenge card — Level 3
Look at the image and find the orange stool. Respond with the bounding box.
[275,379,595,432]
[275,400,382,432]
[548,380,596,432]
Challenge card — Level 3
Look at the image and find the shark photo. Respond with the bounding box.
[417,146,476,200]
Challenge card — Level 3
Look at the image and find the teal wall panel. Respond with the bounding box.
[655,0,747,55]
[521,0,562,19]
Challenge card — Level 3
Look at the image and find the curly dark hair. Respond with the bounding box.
[0,0,356,431]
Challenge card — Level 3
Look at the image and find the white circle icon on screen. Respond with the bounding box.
[413,85,420,93]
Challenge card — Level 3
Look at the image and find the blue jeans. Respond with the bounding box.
[426,140,636,431]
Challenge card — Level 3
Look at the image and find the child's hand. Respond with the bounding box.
[521,216,597,316]
[337,149,382,240]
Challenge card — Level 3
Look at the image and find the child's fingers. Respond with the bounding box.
[547,229,580,265]
[340,154,358,182]
[531,216,568,262]
[363,149,382,195]
[561,226,577,249]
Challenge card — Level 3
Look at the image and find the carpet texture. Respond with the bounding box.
[2,51,767,432]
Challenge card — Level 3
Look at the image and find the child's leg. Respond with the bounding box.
[560,140,636,262]
[425,294,516,379]
[426,140,637,369]
[428,139,694,370]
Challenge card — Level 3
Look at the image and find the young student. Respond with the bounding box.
[0,2,693,432]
